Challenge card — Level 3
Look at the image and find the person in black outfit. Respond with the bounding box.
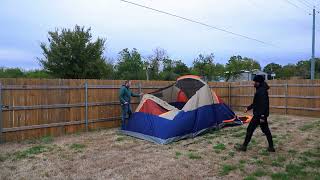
[236,75,275,152]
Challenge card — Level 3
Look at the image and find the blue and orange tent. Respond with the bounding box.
[121,75,251,144]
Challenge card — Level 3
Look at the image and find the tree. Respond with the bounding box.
[0,68,25,78]
[263,63,282,74]
[295,60,310,79]
[212,63,225,81]
[158,58,190,80]
[225,55,261,81]
[38,25,112,79]
[263,63,282,79]
[25,70,51,78]
[159,58,175,80]
[146,48,168,80]
[191,53,215,81]
[316,58,320,78]
[115,48,145,80]
[278,64,296,79]
[173,60,190,76]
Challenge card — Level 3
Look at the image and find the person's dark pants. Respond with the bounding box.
[121,104,132,130]
[243,116,274,148]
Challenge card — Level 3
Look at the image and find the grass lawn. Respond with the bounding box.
[0,113,320,179]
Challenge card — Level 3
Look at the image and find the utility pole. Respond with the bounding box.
[311,7,316,80]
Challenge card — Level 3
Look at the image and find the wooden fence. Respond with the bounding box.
[0,78,319,143]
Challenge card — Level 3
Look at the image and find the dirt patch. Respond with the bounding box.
[0,114,320,180]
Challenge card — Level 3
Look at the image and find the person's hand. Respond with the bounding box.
[244,108,248,113]
[140,93,144,96]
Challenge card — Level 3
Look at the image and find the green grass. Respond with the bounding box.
[13,145,49,160]
[219,164,237,176]
[271,172,290,180]
[232,131,247,138]
[250,138,258,145]
[70,143,86,152]
[238,162,245,172]
[41,135,54,144]
[252,169,268,177]
[254,159,264,166]
[271,155,286,167]
[259,149,270,156]
[239,159,246,164]
[302,149,320,158]
[116,136,125,141]
[243,175,257,180]
[300,159,320,168]
[221,156,228,161]
[271,160,282,167]
[277,156,287,162]
[288,149,298,155]
[299,123,315,131]
[175,151,182,158]
[285,164,307,178]
[228,151,235,157]
[187,152,201,160]
[213,143,226,150]
[0,153,8,162]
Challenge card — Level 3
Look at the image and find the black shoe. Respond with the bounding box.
[267,147,275,152]
[235,144,247,152]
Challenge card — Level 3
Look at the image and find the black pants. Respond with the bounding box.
[243,116,274,148]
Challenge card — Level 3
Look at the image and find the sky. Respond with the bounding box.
[0,0,319,69]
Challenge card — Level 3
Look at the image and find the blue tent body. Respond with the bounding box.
[121,103,238,144]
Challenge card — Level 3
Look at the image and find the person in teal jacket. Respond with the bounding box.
[119,80,142,129]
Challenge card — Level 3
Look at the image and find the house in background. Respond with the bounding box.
[228,69,268,82]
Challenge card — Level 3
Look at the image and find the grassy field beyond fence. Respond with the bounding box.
[0,78,319,143]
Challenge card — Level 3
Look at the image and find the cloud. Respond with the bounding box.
[0,48,39,69]
[0,0,317,69]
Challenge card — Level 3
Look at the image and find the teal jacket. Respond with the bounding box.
[119,85,140,105]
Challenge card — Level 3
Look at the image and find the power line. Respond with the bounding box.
[119,0,275,46]
[296,0,314,8]
[282,0,311,14]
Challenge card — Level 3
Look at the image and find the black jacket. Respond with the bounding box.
[247,82,270,117]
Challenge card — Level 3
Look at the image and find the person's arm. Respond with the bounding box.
[119,87,127,104]
[245,93,256,112]
[247,104,254,111]
[130,90,141,97]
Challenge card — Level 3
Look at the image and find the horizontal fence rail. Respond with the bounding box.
[0,78,319,143]
[2,116,121,133]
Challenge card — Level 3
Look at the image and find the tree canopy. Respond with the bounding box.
[38,25,112,79]
[225,56,261,81]
[115,48,145,80]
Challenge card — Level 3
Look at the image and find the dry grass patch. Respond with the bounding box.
[0,113,320,179]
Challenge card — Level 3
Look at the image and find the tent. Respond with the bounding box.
[121,75,250,144]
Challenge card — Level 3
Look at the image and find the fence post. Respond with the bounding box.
[228,83,231,107]
[285,83,288,115]
[85,81,88,132]
[0,82,3,144]
[138,82,142,102]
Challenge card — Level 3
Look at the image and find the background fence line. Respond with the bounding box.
[0,78,319,143]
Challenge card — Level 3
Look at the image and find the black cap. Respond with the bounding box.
[253,75,265,83]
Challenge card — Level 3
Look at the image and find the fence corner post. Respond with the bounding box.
[85,81,88,132]
[0,82,3,144]
[285,83,288,115]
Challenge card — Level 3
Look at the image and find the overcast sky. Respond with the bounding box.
[0,0,319,69]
